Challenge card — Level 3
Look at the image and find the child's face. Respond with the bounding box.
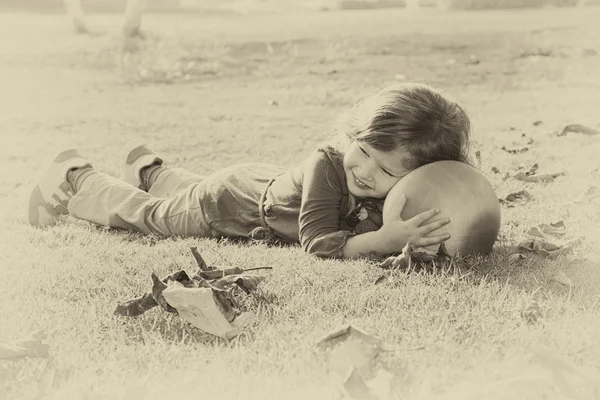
[343,141,411,199]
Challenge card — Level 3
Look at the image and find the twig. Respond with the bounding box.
[244,267,274,272]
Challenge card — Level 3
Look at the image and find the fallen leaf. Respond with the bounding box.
[551,270,574,288]
[114,293,159,317]
[519,48,552,58]
[516,237,582,259]
[378,242,447,271]
[574,185,599,203]
[501,145,529,154]
[491,166,500,174]
[521,299,542,324]
[513,170,565,183]
[499,189,531,206]
[0,330,49,360]
[509,253,526,264]
[115,247,271,339]
[466,54,479,65]
[316,325,384,350]
[329,339,379,382]
[533,120,543,126]
[319,326,395,400]
[211,274,266,294]
[374,274,394,285]
[526,221,566,238]
[335,367,373,400]
[151,271,187,313]
[161,282,250,339]
[190,246,212,271]
[558,124,599,136]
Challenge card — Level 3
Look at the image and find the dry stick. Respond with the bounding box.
[243,267,273,272]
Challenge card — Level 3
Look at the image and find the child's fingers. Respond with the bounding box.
[414,232,451,248]
[410,208,441,226]
[419,217,450,235]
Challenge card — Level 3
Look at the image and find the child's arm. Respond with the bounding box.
[297,150,361,258]
[298,149,451,259]
[341,207,450,259]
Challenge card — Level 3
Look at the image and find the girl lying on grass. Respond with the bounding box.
[27,83,471,259]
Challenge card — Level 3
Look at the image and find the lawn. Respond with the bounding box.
[1,5,600,400]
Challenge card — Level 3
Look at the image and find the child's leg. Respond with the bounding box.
[69,169,208,236]
[28,148,210,236]
[121,140,206,198]
[145,166,207,198]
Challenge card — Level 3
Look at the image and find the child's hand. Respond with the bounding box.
[377,194,450,254]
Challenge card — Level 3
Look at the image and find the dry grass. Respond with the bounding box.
[1,6,600,400]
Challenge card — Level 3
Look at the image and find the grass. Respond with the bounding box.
[1,6,600,400]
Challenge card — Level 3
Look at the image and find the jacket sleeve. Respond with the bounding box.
[298,150,355,258]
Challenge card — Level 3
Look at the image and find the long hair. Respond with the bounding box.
[328,83,473,169]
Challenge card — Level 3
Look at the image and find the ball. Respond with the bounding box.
[382,160,501,256]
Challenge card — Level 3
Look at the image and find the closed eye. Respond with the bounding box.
[382,169,395,177]
[359,146,369,157]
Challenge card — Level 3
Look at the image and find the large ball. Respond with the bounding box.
[382,160,501,256]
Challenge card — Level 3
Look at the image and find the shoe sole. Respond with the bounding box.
[27,149,89,227]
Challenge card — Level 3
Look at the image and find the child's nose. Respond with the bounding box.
[358,164,376,181]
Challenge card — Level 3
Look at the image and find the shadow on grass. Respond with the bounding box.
[400,242,600,308]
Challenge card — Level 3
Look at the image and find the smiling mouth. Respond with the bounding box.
[352,171,371,190]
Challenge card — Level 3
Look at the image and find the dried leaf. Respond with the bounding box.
[501,145,529,154]
[374,275,394,285]
[114,293,158,317]
[322,328,396,400]
[509,253,526,264]
[516,237,582,259]
[551,270,574,287]
[0,330,49,360]
[533,120,543,126]
[366,369,396,400]
[378,242,445,270]
[521,299,542,324]
[151,272,177,313]
[150,270,195,313]
[316,325,384,350]
[336,367,374,400]
[115,270,195,316]
[526,221,566,238]
[558,124,599,136]
[574,185,599,203]
[379,243,412,270]
[162,284,250,339]
[491,166,500,174]
[499,189,531,206]
[211,287,240,322]
[190,246,212,271]
[212,274,266,294]
[329,339,379,382]
[513,170,565,183]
